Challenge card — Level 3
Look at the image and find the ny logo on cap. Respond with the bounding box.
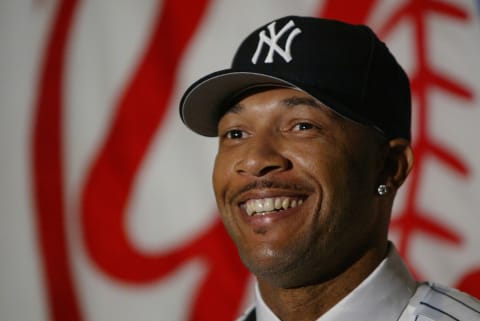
[251,20,302,64]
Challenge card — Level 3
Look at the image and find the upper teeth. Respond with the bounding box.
[245,197,304,216]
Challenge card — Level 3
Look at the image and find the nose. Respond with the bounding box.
[234,137,291,177]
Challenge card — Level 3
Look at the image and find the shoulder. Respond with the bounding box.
[406,282,480,321]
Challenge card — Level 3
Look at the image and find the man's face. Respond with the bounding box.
[213,88,388,288]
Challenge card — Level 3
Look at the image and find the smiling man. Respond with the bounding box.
[179,16,480,321]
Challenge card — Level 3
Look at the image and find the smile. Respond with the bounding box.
[244,197,304,216]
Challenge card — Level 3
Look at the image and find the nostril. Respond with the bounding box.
[235,159,292,177]
[259,165,284,176]
[257,158,292,177]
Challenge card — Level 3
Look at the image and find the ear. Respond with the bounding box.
[380,138,414,190]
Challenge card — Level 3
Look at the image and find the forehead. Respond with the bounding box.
[221,87,347,122]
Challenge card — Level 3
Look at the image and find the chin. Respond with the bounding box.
[240,247,312,288]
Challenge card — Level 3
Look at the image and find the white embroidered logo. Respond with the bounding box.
[251,20,302,64]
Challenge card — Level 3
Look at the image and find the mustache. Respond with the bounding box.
[233,179,314,199]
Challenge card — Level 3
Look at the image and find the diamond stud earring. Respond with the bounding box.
[377,184,389,196]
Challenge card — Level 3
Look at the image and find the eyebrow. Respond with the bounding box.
[282,96,323,109]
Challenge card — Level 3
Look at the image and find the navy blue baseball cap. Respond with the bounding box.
[179,16,411,140]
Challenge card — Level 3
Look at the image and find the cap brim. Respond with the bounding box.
[180,70,296,137]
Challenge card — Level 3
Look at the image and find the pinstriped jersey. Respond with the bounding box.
[398,282,480,321]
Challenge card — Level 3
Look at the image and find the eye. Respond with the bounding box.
[293,122,315,131]
[225,129,245,139]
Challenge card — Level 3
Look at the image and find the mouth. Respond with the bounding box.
[241,196,306,216]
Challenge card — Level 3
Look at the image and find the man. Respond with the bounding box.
[179,16,480,321]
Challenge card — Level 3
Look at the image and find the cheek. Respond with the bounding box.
[290,147,339,192]
[212,159,223,201]
[212,158,235,233]
[295,149,363,223]
[212,151,233,204]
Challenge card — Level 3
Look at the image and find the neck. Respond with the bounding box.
[257,243,388,321]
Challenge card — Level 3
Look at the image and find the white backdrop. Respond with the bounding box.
[1,1,480,321]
